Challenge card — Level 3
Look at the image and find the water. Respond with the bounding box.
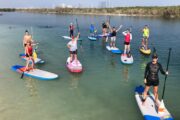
[0,12,180,120]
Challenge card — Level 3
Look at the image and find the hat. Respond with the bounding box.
[152,53,158,59]
[25,30,28,33]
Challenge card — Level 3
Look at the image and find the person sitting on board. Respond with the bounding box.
[69,23,74,38]
[67,32,80,64]
[23,30,33,54]
[122,29,132,55]
[108,23,122,49]
[142,25,150,50]
[25,41,34,71]
[142,53,168,107]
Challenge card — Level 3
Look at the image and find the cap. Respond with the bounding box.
[25,30,28,33]
[152,53,158,59]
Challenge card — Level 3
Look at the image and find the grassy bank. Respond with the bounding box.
[1,6,180,18]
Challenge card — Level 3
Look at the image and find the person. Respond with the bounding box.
[102,21,108,35]
[69,23,74,37]
[122,29,132,55]
[108,23,122,48]
[23,30,33,53]
[142,53,168,107]
[25,41,34,71]
[142,25,150,50]
[67,32,80,63]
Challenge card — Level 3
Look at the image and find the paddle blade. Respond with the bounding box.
[158,100,165,114]
[21,72,24,79]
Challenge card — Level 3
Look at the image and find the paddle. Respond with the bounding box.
[158,48,172,113]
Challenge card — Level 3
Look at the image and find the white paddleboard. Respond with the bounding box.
[121,54,134,64]
[135,86,174,120]
[106,45,111,51]
[11,65,58,80]
[62,36,82,41]
[19,53,44,64]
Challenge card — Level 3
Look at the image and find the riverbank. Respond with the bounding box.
[0,6,180,18]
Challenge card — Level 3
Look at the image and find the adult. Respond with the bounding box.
[69,23,74,37]
[67,33,80,63]
[108,24,122,48]
[142,53,168,107]
[142,25,150,50]
[122,29,132,54]
[23,30,33,54]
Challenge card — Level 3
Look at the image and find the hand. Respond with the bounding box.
[166,71,169,75]
[144,79,147,84]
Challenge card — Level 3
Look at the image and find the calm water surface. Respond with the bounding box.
[0,12,180,120]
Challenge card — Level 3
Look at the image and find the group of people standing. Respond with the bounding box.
[66,21,168,109]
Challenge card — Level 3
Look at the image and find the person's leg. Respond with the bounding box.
[30,57,35,69]
[153,86,159,105]
[70,53,73,62]
[142,85,150,104]
[25,58,30,71]
[113,37,116,48]
[124,45,127,54]
[128,44,130,53]
[145,38,148,50]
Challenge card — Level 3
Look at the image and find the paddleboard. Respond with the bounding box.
[19,53,44,64]
[62,36,82,41]
[106,45,111,51]
[88,36,97,41]
[139,46,151,55]
[97,33,111,38]
[121,54,134,64]
[135,85,174,120]
[111,47,123,54]
[66,57,82,73]
[11,65,58,80]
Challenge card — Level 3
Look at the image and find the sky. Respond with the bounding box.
[0,0,180,8]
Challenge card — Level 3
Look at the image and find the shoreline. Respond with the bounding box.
[1,6,180,18]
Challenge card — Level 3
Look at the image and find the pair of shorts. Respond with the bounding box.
[145,79,159,86]
[111,37,116,42]
[69,50,77,54]
[143,36,149,39]
[26,54,32,57]
[124,42,130,45]
[24,44,27,47]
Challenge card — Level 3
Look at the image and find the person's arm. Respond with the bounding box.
[107,23,112,32]
[122,31,127,36]
[67,42,71,49]
[130,33,132,41]
[144,63,149,79]
[75,33,80,41]
[116,25,123,32]
[159,63,166,75]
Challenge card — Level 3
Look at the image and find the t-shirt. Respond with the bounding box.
[143,28,149,37]
[67,40,77,51]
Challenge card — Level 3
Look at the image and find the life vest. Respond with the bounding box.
[143,28,149,37]
[69,25,74,30]
[125,33,131,43]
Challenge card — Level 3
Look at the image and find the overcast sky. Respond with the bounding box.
[0,0,180,8]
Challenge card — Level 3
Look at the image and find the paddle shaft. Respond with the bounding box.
[161,48,172,100]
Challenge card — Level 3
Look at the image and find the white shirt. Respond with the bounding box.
[67,40,77,51]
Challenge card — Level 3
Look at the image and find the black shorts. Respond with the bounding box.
[26,54,32,57]
[146,79,159,86]
[124,42,130,45]
[24,44,27,47]
[69,50,77,54]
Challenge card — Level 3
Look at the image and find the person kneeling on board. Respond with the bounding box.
[67,32,80,64]
[122,29,132,57]
[142,54,168,107]
[25,41,34,71]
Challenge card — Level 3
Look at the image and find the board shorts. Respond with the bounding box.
[70,30,73,37]
[24,44,27,47]
[124,42,130,45]
[26,54,32,57]
[146,79,159,86]
[111,37,116,42]
[69,50,77,55]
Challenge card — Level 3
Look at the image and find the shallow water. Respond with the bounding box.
[0,12,180,120]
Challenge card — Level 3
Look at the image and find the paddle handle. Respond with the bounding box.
[162,48,172,100]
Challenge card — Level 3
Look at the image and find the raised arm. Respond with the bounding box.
[75,32,80,41]
[116,25,123,32]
